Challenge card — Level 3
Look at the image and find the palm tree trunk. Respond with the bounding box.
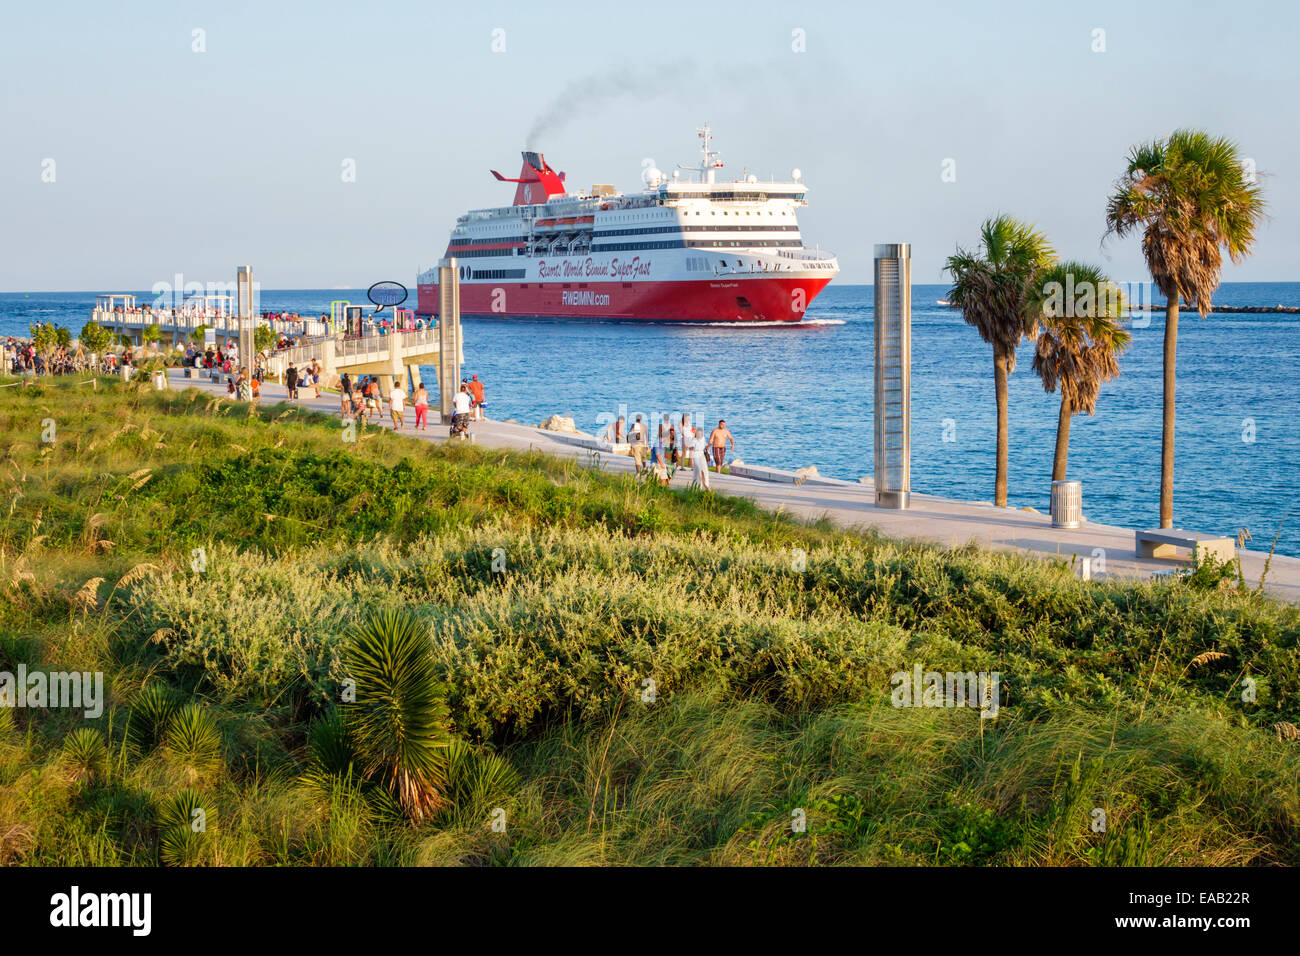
[994,348,1009,507]
[1160,300,1178,528]
[1053,396,1071,483]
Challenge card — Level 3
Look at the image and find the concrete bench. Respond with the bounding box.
[1136,528,1235,564]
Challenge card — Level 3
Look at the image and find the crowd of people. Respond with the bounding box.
[604,412,736,490]
[334,372,453,432]
[3,336,131,377]
[330,371,484,435]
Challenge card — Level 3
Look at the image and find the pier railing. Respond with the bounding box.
[91,308,327,340]
[263,326,446,378]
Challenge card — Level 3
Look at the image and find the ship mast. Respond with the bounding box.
[677,123,724,184]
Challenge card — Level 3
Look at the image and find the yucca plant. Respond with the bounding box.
[439,739,520,825]
[62,726,108,784]
[341,609,454,821]
[156,789,216,866]
[162,703,223,780]
[300,708,403,823]
[127,683,177,754]
[308,707,357,776]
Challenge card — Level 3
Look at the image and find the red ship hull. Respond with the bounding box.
[415,275,833,323]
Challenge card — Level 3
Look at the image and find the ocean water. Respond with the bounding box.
[4,283,1299,556]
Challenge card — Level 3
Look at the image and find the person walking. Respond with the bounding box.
[390,380,406,430]
[285,362,299,400]
[690,426,711,491]
[340,372,353,418]
[604,415,626,444]
[413,382,430,430]
[678,413,696,470]
[653,413,670,471]
[628,414,648,475]
[469,374,486,421]
[708,420,734,472]
[452,384,473,437]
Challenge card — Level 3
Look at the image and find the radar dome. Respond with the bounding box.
[791,168,802,181]
[641,166,663,187]
[746,173,758,184]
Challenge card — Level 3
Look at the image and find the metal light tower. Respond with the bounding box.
[873,243,911,509]
[437,258,462,423]
[236,265,254,374]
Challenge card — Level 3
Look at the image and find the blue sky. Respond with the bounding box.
[2,0,1296,290]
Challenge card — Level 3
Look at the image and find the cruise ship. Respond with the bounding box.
[415,126,838,323]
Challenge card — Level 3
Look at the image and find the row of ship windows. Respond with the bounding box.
[671,191,805,202]
[447,238,805,257]
[456,207,792,238]
[590,240,803,252]
[451,222,800,247]
[592,225,800,237]
[467,268,527,280]
[449,227,799,252]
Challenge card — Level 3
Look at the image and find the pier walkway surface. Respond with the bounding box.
[169,369,1300,605]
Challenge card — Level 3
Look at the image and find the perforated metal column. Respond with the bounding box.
[236,266,254,373]
[874,244,911,509]
[437,258,461,422]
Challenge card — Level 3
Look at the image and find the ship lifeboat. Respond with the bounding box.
[557,217,577,225]
[576,215,595,224]
[536,219,557,227]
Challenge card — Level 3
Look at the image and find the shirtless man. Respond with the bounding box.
[604,415,626,444]
[708,420,735,472]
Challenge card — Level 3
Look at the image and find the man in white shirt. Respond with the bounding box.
[452,385,472,436]
[390,382,406,429]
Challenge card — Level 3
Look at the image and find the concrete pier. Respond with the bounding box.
[91,294,326,348]
[261,325,462,395]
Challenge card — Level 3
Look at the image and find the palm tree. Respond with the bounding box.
[945,215,1056,507]
[1105,129,1265,528]
[1029,262,1131,486]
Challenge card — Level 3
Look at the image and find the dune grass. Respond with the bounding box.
[0,375,1297,866]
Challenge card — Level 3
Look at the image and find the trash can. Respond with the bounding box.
[1050,480,1082,529]
[152,370,167,390]
[121,366,134,382]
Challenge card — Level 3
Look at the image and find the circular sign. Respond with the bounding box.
[367,280,408,313]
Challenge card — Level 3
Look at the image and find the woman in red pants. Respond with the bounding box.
[413,382,430,430]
